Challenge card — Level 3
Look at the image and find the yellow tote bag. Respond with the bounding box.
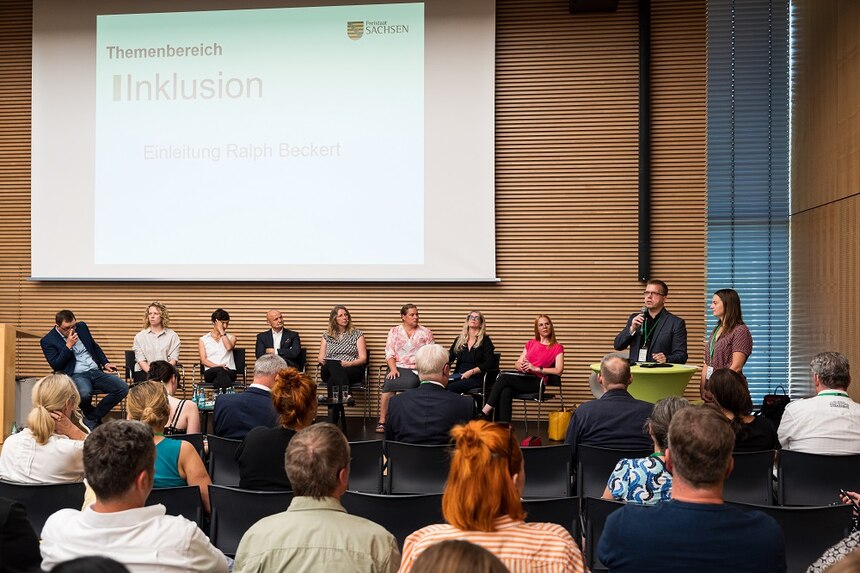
[548,408,573,441]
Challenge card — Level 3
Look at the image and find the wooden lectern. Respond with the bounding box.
[0,324,41,444]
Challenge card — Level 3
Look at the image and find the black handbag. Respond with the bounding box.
[759,384,790,427]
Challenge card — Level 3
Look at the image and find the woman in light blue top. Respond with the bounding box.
[602,396,690,505]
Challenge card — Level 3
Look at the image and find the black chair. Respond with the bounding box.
[0,481,86,536]
[464,352,501,409]
[317,350,372,434]
[348,439,384,494]
[576,445,652,499]
[385,441,452,494]
[583,496,630,572]
[194,347,248,391]
[207,435,242,486]
[522,444,573,498]
[777,450,860,506]
[524,496,580,537]
[728,501,854,573]
[341,491,443,548]
[724,449,775,505]
[166,433,206,461]
[512,374,564,435]
[146,485,203,527]
[208,485,293,557]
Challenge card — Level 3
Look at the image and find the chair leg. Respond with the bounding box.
[522,402,530,434]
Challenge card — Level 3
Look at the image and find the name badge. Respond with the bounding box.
[638,349,648,363]
[706,366,714,380]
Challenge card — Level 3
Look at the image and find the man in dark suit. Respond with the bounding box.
[40,309,128,429]
[214,354,286,439]
[614,279,688,364]
[385,344,475,445]
[254,309,303,369]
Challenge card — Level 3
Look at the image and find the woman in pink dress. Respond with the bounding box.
[480,315,564,423]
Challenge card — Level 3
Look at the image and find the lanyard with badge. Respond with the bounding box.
[706,326,721,379]
[638,315,662,363]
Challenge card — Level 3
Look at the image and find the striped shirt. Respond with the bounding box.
[323,329,364,362]
[399,516,584,573]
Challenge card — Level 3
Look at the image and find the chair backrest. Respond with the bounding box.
[233,347,247,385]
[584,496,629,572]
[522,444,573,498]
[523,496,580,536]
[146,485,203,527]
[728,501,854,572]
[0,481,86,536]
[777,450,860,506]
[208,485,293,556]
[124,349,136,382]
[385,441,452,494]
[166,433,206,461]
[295,348,308,372]
[340,491,443,548]
[207,434,242,486]
[348,440,384,494]
[724,450,775,505]
[576,445,653,499]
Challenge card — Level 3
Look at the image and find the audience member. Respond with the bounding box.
[447,311,496,395]
[147,360,200,435]
[779,352,860,454]
[0,497,41,573]
[598,406,785,572]
[51,556,131,573]
[40,420,228,572]
[234,423,400,572]
[127,381,212,513]
[318,305,367,407]
[480,315,564,423]
[255,309,303,369]
[565,354,653,456]
[809,524,860,573]
[603,396,690,505]
[40,309,128,429]
[132,301,180,382]
[385,344,475,445]
[701,288,753,397]
[706,368,778,451]
[411,540,510,573]
[198,308,238,393]
[823,550,860,573]
[378,304,435,433]
[401,420,584,573]
[213,354,286,439]
[614,280,688,364]
[0,374,87,483]
[237,368,318,491]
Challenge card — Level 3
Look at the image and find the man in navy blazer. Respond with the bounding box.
[614,279,688,364]
[385,344,475,445]
[214,354,286,439]
[254,309,303,369]
[40,309,128,429]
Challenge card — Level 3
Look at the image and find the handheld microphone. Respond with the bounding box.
[640,306,648,317]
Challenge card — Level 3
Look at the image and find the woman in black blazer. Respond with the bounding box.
[447,310,496,394]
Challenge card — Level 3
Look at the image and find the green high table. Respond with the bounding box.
[589,363,699,403]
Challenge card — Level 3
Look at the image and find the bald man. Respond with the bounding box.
[254,309,303,369]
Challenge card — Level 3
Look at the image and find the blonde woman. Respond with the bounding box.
[127,381,212,513]
[0,374,88,483]
[132,301,180,382]
[447,311,496,394]
[318,305,367,399]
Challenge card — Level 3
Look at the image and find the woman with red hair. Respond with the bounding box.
[400,420,584,572]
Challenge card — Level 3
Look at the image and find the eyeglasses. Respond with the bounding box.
[644,291,666,297]
[467,315,481,321]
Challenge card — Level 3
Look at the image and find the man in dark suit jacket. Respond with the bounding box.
[254,309,303,369]
[214,354,286,439]
[40,309,128,429]
[614,279,688,364]
[385,344,475,445]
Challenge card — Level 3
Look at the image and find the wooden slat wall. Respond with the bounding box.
[790,0,860,400]
[0,0,707,418]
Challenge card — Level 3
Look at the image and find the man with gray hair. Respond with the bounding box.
[385,343,475,444]
[214,353,288,439]
[40,420,228,572]
[234,423,400,572]
[779,351,860,454]
[565,354,653,454]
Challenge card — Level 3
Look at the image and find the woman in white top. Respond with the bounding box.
[132,301,181,382]
[198,308,238,393]
[147,360,200,435]
[0,374,88,483]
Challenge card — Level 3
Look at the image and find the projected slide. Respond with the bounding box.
[94,4,424,265]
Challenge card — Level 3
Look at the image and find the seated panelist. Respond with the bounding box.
[198,308,237,393]
[447,310,496,395]
[255,309,302,369]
